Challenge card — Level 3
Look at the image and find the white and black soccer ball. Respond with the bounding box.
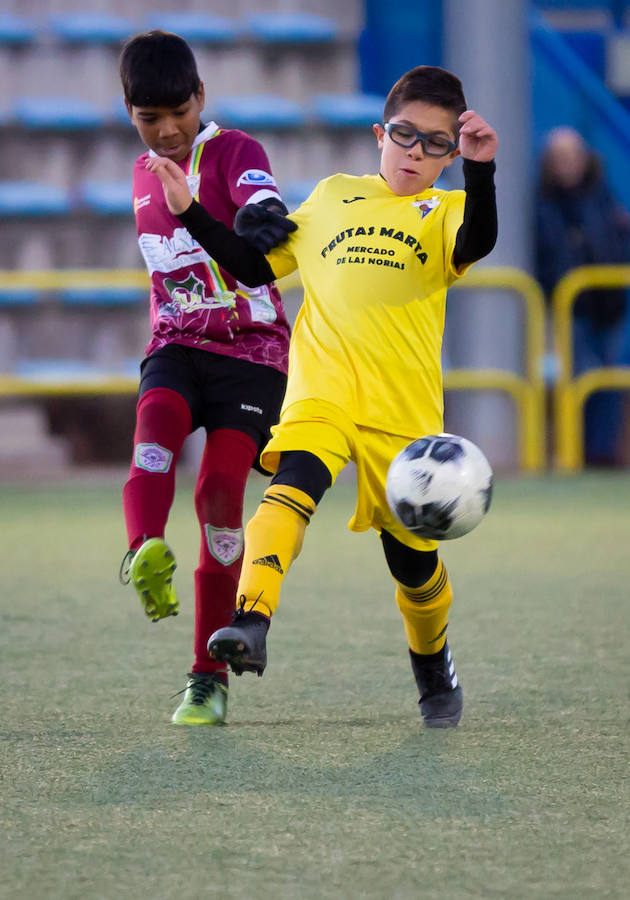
[386,433,493,540]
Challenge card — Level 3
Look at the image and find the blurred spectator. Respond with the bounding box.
[535,126,630,467]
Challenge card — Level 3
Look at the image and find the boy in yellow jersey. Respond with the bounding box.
[147,66,498,727]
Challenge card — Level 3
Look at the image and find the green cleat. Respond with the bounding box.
[126,538,179,622]
[171,672,228,726]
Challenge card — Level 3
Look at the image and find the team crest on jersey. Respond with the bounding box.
[186,174,200,197]
[412,196,441,218]
[236,169,276,187]
[162,273,237,314]
[205,525,243,566]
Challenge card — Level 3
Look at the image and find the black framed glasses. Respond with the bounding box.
[383,122,457,157]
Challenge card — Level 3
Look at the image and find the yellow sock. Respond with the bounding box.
[237,484,317,617]
[395,560,453,654]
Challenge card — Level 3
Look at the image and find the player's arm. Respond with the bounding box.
[225,133,295,252]
[145,156,293,287]
[233,199,296,254]
[453,110,498,268]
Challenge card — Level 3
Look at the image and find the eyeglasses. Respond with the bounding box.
[383,123,457,157]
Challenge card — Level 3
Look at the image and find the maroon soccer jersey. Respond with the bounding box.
[133,122,290,373]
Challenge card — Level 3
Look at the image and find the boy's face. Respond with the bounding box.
[373,100,460,196]
[126,85,205,163]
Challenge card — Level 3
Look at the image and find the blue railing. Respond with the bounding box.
[530,8,630,210]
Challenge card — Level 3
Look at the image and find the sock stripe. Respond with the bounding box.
[428,624,448,644]
[262,494,312,524]
[273,492,315,517]
[402,564,448,604]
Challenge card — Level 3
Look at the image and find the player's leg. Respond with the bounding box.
[173,354,288,719]
[353,425,462,726]
[171,427,256,725]
[381,529,462,727]
[122,350,195,621]
[208,402,352,675]
[207,449,333,675]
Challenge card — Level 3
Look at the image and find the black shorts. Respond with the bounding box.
[138,344,287,473]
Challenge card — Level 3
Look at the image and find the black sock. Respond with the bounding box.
[409,643,447,665]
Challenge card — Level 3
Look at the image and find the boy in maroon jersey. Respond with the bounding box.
[118,31,295,725]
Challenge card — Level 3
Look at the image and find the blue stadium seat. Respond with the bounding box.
[0,181,71,216]
[12,96,106,130]
[14,359,110,382]
[79,181,133,216]
[59,287,144,307]
[532,0,617,7]
[110,97,132,126]
[0,13,37,45]
[212,95,306,129]
[47,13,135,44]
[244,12,338,44]
[0,289,39,306]
[311,93,386,128]
[142,12,239,43]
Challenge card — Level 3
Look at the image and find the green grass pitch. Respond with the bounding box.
[2,471,629,899]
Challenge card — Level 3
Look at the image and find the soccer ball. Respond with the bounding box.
[386,433,493,540]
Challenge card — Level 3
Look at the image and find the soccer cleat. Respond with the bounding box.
[409,641,463,728]
[171,672,228,726]
[125,538,179,622]
[207,604,269,677]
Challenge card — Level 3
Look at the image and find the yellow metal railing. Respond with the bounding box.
[0,374,140,397]
[0,269,149,290]
[446,266,547,472]
[552,265,630,471]
[0,267,547,470]
[0,268,148,396]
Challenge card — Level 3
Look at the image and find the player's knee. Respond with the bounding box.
[381,529,438,587]
[137,386,191,423]
[194,467,246,523]
[272,451,331,505]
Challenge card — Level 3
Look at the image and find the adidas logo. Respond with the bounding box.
[252,554,284,574]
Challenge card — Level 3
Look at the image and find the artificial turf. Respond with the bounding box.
[2,471,629,899]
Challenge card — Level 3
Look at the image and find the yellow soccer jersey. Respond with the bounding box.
[267,172,472,437]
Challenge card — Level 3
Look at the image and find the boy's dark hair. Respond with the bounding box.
[120,30,201,107]
[383,66,467,134]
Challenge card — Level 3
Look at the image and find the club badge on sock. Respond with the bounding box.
[134,442,173,473]
[205,525,243,566]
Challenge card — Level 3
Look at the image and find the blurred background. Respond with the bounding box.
[1,0,630,476]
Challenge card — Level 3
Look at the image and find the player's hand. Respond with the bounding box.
[458,110,498,163]
[234,203,297,254]
[145,156,193,215]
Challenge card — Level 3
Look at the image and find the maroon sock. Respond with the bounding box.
[191,428,257,675]
[122,387,192,550]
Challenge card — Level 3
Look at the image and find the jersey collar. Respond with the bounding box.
[192,121,220,148]
[375,172,439,199]
[147,122,220,158]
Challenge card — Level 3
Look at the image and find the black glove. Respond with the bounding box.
[234,200,297,254]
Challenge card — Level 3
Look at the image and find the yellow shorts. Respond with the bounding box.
[261,399,439,552]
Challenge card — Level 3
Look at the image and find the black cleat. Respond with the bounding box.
[409,641,463,728]
[207,608,269,677]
